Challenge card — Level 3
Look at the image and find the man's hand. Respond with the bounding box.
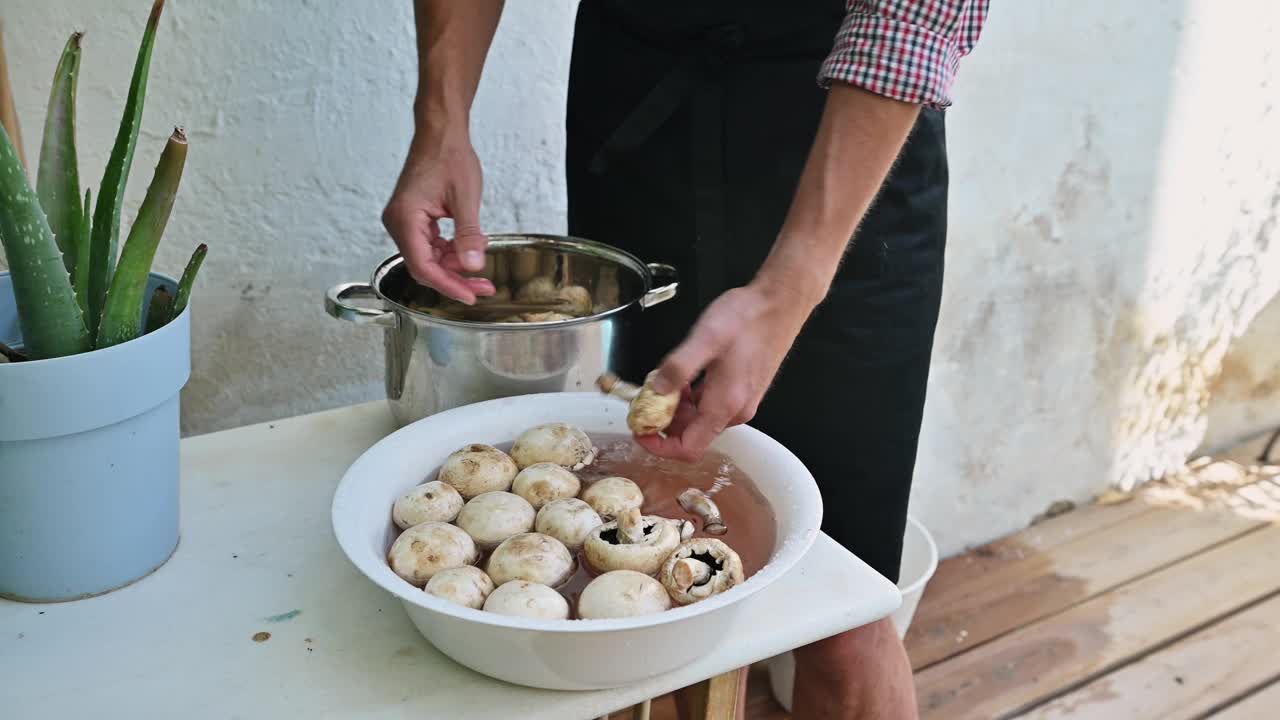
[382,135,495,304]
[636,278,814,462]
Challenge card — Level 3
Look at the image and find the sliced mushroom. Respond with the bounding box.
[483,580,570,620]
[596,370,679,436]
[424,566,495,610]
[391,480,465,529]
[510,423,598,470]
[486,532,575,588]
[437,443,519,499]
[511,462,582,509]
[658,538,745,605]
[583,510,682,576]
[577,570,672,619]
[455,491,536,551]
[534,498,604,553]
[387,522,479,586]
[677,487,727,535]
[580,476,644,520]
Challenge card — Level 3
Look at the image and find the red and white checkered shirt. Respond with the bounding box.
[819,0,990,109]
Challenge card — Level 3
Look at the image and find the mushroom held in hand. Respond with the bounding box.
[437,443,519,499]
[387,522,479,586]
[455,491,536,551]
[583,507,682,576]
[391,480,465,529]
[486,532,575,587]
[581,476,644,520]
[424,566,495,609]
[510,423,598,470]
[511,463,581,509]
[658,538,745,605]
[596,370,679,436]
[483,580,571,620]
[677,487,727,535]
[577,570,672,619]
[535,498,603,553]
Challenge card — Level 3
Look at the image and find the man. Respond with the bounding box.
[383,1,988,717]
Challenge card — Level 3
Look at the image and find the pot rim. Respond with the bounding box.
[367,233,668,330]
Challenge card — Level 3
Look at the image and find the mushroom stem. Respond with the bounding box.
[677,488,727,535]
[672,558,712,589]
[596,372,640,402]
[616,506,646,545]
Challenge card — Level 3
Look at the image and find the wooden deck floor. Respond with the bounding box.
[637,429,1280,720]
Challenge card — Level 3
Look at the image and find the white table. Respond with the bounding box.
[0,402,900,719]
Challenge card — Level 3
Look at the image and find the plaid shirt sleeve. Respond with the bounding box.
[818,0,990,109]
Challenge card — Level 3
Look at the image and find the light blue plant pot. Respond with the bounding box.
[0,272,190,602]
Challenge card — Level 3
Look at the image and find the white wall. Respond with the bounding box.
[6,0,1280,558]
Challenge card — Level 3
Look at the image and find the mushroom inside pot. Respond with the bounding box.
[580,476,643,520]
[455,491,536,551]
[482,580,570,620]
[510,423,598,470]
[534,497,603,553]
[658,537,745,605]
[424,565,495,610]
[577,569,672,619]
[485,532,575,587]
[511,462,581,509]
[387,521,479,587]
[391,480,465,529]
[437,443,519,499]
[583,507,682,576]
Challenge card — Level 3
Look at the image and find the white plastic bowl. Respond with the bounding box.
[766,514,939,711]
[331,392,823,690]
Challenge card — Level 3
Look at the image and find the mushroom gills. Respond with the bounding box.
[659,538,745,605]
[676,487,727,535]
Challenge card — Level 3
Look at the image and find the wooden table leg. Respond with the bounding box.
[683,667,745,720]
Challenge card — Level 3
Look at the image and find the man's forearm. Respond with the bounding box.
[755,83,921,310]
[412,0,505,139]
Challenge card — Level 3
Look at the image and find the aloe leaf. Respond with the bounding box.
[0,124,89,359]
[144,285,173,333]
[95,127,187,349]
[36,31,83,275]
[170,242,206,320]
[74,187,92,319]
[87,0,165,336]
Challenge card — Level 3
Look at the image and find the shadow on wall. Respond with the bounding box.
[912,0,1280,555]
[1201,292,1280,454]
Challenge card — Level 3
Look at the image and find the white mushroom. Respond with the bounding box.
[514,278,592,316]
[437,443,519,499]
[515,275,558,303]
[424,565,495,609]
[511,463,582,509]
[596,370,679,436]
[577,570,672,619]
[583,508,682,576]
[677,487,727,535]
[658,538,745,605]
[483,580,570,620]
[455,491,536,551]
[387,522,479,586]
[535,498,604,553]
[391,480,465,529]
[581,476,644,520]
[557,285,593,316]
[486,532,575,587]
[510,423,598,470]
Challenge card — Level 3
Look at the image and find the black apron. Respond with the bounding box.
[565,0,949,583]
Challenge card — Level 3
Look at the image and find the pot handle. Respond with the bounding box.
[324,283,396,326]
[641,263,679,308]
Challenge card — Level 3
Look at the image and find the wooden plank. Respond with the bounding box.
[906,504,1262,670]
[1016,593,1280,719]
[1209,679,1280,720]
[914,524,1280,720]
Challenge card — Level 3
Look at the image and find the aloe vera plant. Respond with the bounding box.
[0,0,205,362]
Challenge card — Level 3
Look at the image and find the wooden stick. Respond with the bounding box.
[0,19,27,172]
[630,698,651,720]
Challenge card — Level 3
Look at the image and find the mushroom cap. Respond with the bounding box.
[511,463,582,509]
[424,565,495,609]
[392,480,465,530]
[534,498,604,553]
[486,532,575,587]
[455,491,536,550]
[437,443,519,499]
[483,580,571,620]
[580,476,644,520]
[658,538,746,605]
[515,276,558,303]
[557,285,593,316]
[387,522,479,586]
[628,370,680,435]
[583,514,681,576]
[510,423,598,470]
[577,570,672,619]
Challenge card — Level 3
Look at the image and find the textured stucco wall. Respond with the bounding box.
[6,0,1280,557]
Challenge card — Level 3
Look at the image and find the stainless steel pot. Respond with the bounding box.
[325,234,679,427]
